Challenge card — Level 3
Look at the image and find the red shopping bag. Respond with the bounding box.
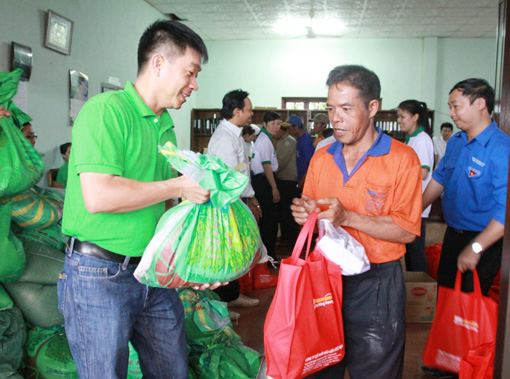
[459,342,495,379]
[423,270,498,374]
[264,212,344,379]
[425,242,442,280]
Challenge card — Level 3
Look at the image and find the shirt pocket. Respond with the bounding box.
[364,181,392,216]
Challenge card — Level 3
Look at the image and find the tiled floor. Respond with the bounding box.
[232,221,448,378]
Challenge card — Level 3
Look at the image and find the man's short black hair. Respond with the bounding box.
[221,89,249,120]
[449,78,495,115]
[137,20,208,74]
[326,65,381,108]
[440,122,454,131]
[60,142,71,155]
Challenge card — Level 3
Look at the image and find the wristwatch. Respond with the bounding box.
[471,241,483,254]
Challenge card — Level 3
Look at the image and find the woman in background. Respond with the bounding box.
[397,100,434,272]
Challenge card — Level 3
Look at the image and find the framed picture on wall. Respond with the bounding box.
[101,82,122,92]
[44,10,74,55]
[10,42,33,81]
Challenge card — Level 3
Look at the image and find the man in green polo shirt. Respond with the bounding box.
[58,20,216,379]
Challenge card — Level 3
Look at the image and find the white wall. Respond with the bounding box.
[0,0,497,175]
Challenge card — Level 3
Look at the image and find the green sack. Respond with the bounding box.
[0,307,26,378]
[11,187,63,230]
[134,143,267,288]
[0,202,26,283]
[3,240,64,328]
[0,70,44,199]
[23,325,78,379]
[16,220,67,252]
[0,285,13,310]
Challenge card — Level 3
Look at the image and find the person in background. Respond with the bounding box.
[315,127,336,152]
[251,111,282,261]
[53,142,72,188]
[208,90,261,320]
[285,114,314,191]
[275,122,299,247]
[422,79,509,378]
[312,113,330,148]
[242,124,258,168]
[292,64,422,378]
[397,99,434,272]
[433,122,454,168]
[59,20,220,379]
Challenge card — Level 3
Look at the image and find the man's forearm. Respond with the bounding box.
[80,173,188,214]
[342,213,417,243]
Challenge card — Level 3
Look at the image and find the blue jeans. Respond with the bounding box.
[57,244,188,379]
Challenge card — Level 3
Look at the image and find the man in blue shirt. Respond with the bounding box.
[284,114,315,191]
[423,78,509,296]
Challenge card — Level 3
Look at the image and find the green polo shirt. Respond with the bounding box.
[56,161,68,187]
[62,82,177,257]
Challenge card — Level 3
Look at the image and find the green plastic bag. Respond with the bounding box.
[0,69,44,199]
[134,142,267,288]
[23,325,78,379]
[0,201,26,283]
[11,187,63,230]
[178,289,259,379]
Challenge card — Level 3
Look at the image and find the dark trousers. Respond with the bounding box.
[252,174,279,259]
[276,179,300,243]
[306,260,406,379]
[437,226,502,296]
[213,279,240,302]
[405,217,427,272]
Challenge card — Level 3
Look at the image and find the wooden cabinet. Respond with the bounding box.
[190,108,434,152]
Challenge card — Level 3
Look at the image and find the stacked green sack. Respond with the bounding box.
[3,239,64,328]
[0,69,44,200]
[0,201,26,283]
[0,306,26,379]
[11,187,64,231]
[23,324,78,378]
[134,142,267,288]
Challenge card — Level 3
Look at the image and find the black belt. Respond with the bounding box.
[69,237,141,265]
[448,226,478,235]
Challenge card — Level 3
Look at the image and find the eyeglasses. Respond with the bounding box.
[26,134,38,140]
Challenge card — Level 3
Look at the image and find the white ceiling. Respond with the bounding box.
[144,0,499,40]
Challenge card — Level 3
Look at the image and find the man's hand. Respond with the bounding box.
[272,187,280,203]
[177,176,210,204]
[0,106,11,118]
[247,196,262,221]
[291,194,319,225]
[457,246,481,273]
[191,282,229,291]
[317,197,351,227]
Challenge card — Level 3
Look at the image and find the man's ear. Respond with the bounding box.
[151,54,165,76]
[368,99,379,118]
[475,97,487,111]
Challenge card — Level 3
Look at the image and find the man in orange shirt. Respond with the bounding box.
[292,65,422,379]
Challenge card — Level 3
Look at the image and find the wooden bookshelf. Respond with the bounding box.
[190,108,434,152]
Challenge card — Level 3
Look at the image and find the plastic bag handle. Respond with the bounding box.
[290,212,318,262]
[454,269,482,297]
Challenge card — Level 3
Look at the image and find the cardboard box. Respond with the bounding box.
[404,271,437,323]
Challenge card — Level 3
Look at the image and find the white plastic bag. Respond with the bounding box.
[317,219,370,276]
